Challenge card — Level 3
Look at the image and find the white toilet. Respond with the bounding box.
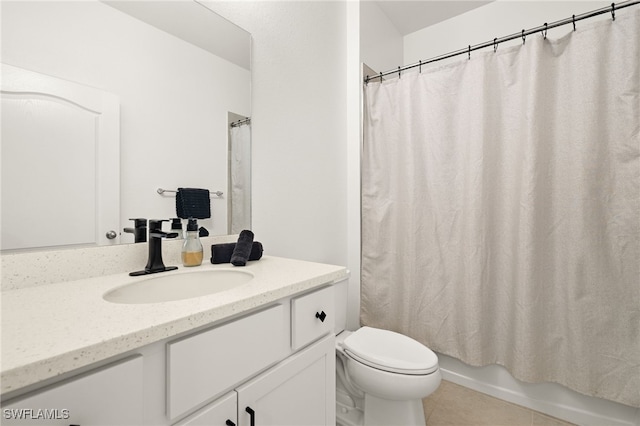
[335,327,441,426]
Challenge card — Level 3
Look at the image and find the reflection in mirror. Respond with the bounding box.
[0,0,251,252]
[228,113,251,234]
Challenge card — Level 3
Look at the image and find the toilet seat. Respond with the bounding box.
[342,327,439,375]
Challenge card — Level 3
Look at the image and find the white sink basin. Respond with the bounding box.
[103,269,254,304]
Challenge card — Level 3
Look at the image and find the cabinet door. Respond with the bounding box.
[1,356,143,426]
[175,391,237,426]
[236,335,335,426]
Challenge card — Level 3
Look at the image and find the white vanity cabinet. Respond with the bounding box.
[1,279,343,426]
[1,356,144,426]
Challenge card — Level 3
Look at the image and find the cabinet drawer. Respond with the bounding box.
[291,285,335,350]
[167,304,288,420]
[1,356,143,426]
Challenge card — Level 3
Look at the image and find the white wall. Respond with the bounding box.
[2,1,250,239]
[359,1,403,73]
[203,2,349,266]
[398,2,639,425]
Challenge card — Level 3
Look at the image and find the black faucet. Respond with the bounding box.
[129,219,178,276]
[123,218,147,243]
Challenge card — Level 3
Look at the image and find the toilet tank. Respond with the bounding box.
[333,277,349,334]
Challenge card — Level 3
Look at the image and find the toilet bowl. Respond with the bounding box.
[335,326,441,426]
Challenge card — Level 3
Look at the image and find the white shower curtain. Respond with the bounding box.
[361,11,639,407]
[230,123,251,234]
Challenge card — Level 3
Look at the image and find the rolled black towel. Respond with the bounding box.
[230,230,254,266]
[211,243,235,264]
[210,242,263,264]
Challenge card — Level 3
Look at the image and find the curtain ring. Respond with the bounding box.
[572,14,576,31]
[522,29,526,45]
[468,45,471,60]
[379,71,383,82]
[611,2,615,20]
[398,66,401,79]
[543,23,548,39]
[419,60,422,73]
[493,37,498,52]
[365,75,369,86]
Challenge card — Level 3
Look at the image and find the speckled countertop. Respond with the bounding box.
[0,256,347,395]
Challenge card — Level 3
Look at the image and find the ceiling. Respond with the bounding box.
[374,1,494,36]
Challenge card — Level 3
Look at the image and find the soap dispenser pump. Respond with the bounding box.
[182,218,203,267]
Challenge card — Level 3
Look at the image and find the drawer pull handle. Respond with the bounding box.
[226,421,236,426]
[246,406,255,426]
[315,310,327,322]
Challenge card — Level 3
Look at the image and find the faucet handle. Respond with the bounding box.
[129,218,147,228]
[148,220,181,239]
[148,219,169,232]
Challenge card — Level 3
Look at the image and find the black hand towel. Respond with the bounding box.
[211,242,263,264]
[231,230,254,266]
[176,188,211,219]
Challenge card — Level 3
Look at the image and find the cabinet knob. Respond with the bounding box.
[225,421,236,426]
[315,311,327,322]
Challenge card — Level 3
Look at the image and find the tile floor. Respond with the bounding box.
[423,380,576,426]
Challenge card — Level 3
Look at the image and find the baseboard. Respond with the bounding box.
[437,353,639,426]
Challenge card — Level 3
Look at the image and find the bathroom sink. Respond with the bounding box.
[103,269,254,304]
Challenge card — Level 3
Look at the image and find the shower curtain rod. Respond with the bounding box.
[230,117,251,128]
[364,0,640,84]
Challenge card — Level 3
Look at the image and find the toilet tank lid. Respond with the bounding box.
[343,327,439,374]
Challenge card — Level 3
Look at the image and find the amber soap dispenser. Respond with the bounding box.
[182,218,203,267]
